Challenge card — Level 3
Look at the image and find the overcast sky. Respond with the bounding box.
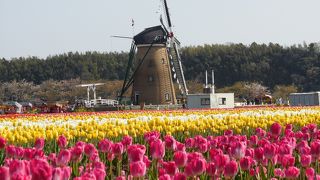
[1,0,320,59]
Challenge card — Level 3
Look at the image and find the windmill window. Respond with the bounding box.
[165,93,171,101]
[162,58,165,64]
[148,59,155,67]
[148,75,154,82]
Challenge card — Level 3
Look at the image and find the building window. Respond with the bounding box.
[165,93,170,101]
[201,98,210,105]
[219,98,226,105]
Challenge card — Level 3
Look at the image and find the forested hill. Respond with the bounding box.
[1,42,319,91]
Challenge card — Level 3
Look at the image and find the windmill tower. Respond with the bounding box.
[119,0,188,105]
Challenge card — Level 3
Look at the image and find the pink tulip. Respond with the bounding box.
[209,149,223,161]
[93,168,106,180]
[107,153,115,161]
[249,135,258,147]
[71,146,83,162]
[224,161,238,178]
[112,142,124,156]
[254,147,264,162]
[115,176,126,180]
[164,135,176,150]
[173,151,187,168]
[127,144,146,162]
[81,172,96,179]
[213,154,229,171]
[57,135,68,149]
[30,159,52,180]
[144,131,160,143]
[311,140,320,160]
[301,155,312,167]
[121,135,133,147]
[6,145,16,158]
[129,161,146,177]
[230,141,246,160]
[98,139,113,153]
[240,156,253,171]
[159,174,171,180]
[150,139,165,159]
[9,160,29,179]
[190,157,206,176]
[255,128,266,137]
[75,141,86,149]
[206,162,216,176]
[56,149,71,166]
[281,155,295,168]
[0,137,6,149]
[0,166,10,180]
[284,166,300,179]
[52,167,63,180]
[163,161,177,176]
[306,167,315,180]
[185,138,195,149]
[143,155,151,168]
[34,138,45,150]
[224,130,233,136]
[84,143,97,158]
[270,122,282,137]
[173,172,187,180]
[176,142,186,152]
[183,163,193,177]
[23,148,35,160]
[15,147,24,159]
[264,143,277,159]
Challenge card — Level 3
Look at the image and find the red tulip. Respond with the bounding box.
[98,139,113,153]
[173,151,187,168]
[224,161,238,178]
[0,137,6,149]
[150,139,165,159]
[57,135,68,149]
[129,161,146,177]
[127,144,146,162]
[284,166,300,179]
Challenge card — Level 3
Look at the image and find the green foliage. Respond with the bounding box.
[1,42,320,92]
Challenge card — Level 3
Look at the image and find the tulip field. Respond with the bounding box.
[1,107,320,179]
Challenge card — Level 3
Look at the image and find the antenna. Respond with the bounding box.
[205,70,208,87]
[212,70,214,85]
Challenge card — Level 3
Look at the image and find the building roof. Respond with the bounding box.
[134,25,167,45]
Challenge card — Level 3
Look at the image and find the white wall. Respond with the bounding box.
[187,93,235,109]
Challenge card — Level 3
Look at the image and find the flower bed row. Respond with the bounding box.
[1,107,320,146]
[1,122,320,179]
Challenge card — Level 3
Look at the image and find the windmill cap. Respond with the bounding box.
[134,25,167,45]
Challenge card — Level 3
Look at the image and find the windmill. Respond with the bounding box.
[118,0,188,105]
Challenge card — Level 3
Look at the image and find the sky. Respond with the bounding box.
[1,0,320,59]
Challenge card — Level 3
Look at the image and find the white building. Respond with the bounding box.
[186,70,235,109]
[289,92,320,106]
